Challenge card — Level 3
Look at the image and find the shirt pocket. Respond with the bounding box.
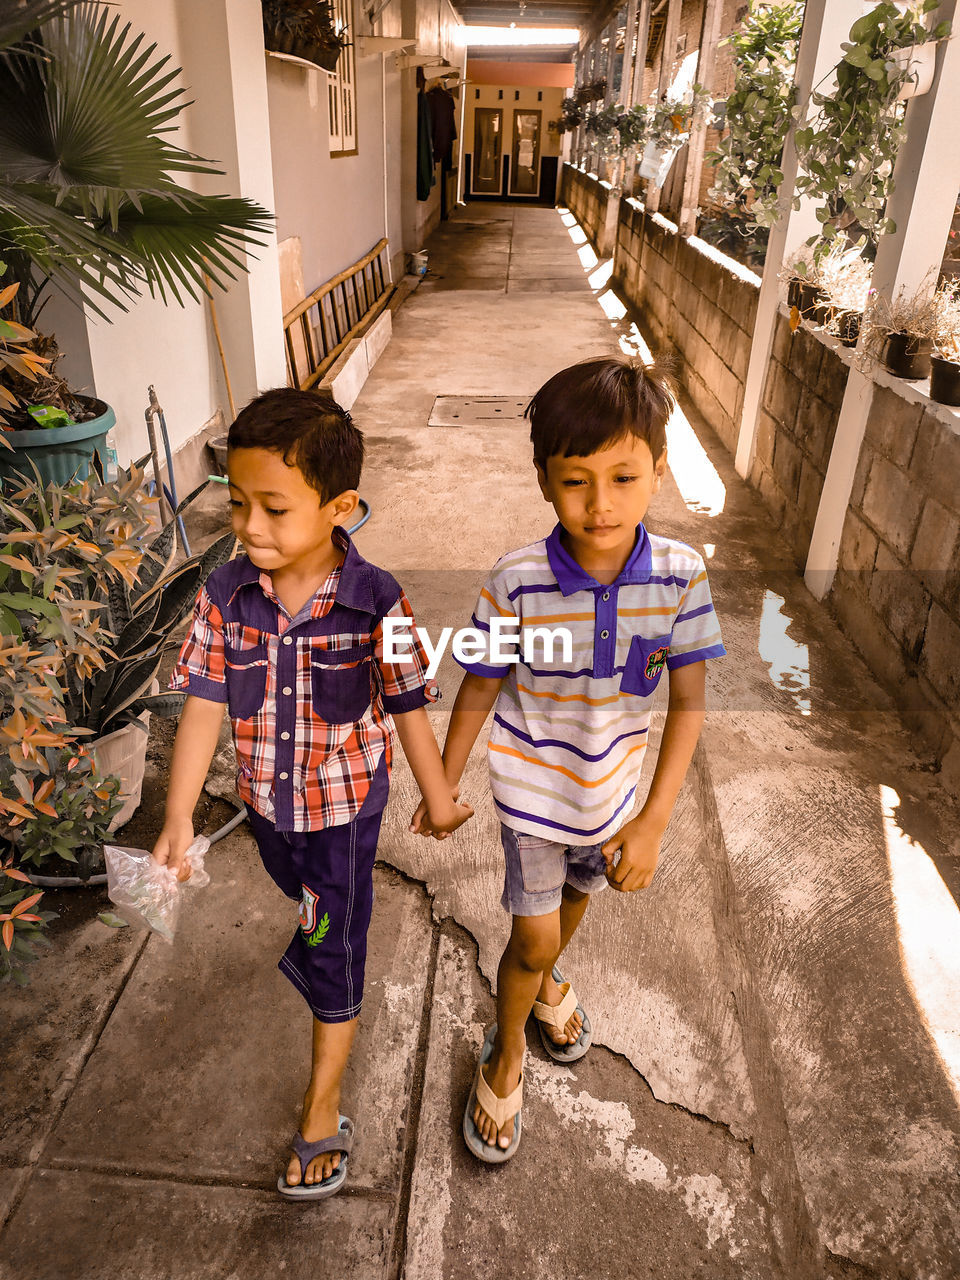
[310,643,373,724]
[620,634,671,698]
[222,627,269,720]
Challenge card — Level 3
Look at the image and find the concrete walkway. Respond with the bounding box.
[2,204,959,1280]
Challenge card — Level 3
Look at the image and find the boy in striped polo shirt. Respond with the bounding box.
[413,356,724,1162]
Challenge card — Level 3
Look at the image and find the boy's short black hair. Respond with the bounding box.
[526,355,675,470]
[227,388,363,504]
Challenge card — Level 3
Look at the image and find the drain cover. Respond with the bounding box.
[428,396,529,427]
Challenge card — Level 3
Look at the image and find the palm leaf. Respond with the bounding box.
[0,1,81,51]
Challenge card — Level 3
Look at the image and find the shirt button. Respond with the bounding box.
[282,636,293,646]
[278,771,289,780]
[602,592,610,601]
[600,629,609,639]
[282,686,293,696]
[280,731,290,741]
[428,686,438,697]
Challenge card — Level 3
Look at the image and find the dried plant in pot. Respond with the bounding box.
[261,0,347,70]
[861,285,939,379]
[780,244,825,319]
[821,245,873,345]
[931,279,960,406]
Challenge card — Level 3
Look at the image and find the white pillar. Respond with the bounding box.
[733,0,861,480]
[805,0,960,599]
[646,0,683,213]
[678,0,723,236]
[177,0,287,404]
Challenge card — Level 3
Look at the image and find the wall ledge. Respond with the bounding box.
[781,302,960,439]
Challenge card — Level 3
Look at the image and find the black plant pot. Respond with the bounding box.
[787,278,803,311]
[836,310,862,347]
[290,39,342,70]
[811,301,834,328]
[930,355,960,406]
[882,332,933,380]
[798,281,825,320]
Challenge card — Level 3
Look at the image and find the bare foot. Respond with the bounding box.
[536,971,583,1045]
[473,1028,524,1150]
[284,1093,342,1188]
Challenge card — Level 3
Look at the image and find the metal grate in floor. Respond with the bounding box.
[427,396,529,427]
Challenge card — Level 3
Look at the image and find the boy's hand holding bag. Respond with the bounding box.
[104,837,211,943]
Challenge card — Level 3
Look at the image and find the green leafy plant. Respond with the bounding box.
[1,862,56,986]
[1,745,122,879]
[557,97,583,135]
[707,0,803,229]
[261,0,347,70]
[575,78,607,108]
[0,3,273,424]
[0,464,235,738]
[794,1,951,250]
[0,276,49,426]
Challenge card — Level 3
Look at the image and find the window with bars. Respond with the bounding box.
[328,0,357,156]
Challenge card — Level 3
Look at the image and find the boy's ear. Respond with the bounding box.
[653,449,667,491]
[328,490,360,526]
[535,461,551,501]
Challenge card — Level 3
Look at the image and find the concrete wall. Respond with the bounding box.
[560,164,612,253]
[564,162,960,780]
[834,391,960,781]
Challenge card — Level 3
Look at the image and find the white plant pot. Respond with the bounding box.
[638,139,680,186]
[891,44,936,99]
[90,687,156,830]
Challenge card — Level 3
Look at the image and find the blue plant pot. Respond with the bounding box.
[0,399,114,489]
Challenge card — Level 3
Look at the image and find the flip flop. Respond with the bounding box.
[278,1114,354,1200]
[532,965,592,1063]
[462,1023,523,1164]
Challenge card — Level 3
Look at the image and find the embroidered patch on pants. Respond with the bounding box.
[298,884,330,947]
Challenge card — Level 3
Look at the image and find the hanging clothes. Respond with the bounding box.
[427,84,457,168]
[417,84,436,202]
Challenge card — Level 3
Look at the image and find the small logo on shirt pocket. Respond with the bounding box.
[621,634,671,697]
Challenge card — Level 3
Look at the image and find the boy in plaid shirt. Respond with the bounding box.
[153,389,472,1200]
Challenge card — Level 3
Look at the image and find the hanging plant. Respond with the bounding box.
[584,103,624,156]
[575,78,607,108]
[557,96,584,135]
[261,0,347,72]
[794,1,950,253]
[707,0,803,230]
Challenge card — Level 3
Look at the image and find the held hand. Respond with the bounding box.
[601,812,665,892]
[409,788,474,840]
[151,818,196,882]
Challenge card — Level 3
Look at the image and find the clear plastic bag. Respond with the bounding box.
[104,837,211,943]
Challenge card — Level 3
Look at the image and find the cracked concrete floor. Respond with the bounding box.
[2,204,959,1280]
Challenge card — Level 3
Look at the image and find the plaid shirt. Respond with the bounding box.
[171,529,439,831]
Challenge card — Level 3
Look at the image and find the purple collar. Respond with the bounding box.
[225,526,378,613]
[545,522,653,596]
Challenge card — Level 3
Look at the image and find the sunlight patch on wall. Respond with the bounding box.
[665,405,727,517]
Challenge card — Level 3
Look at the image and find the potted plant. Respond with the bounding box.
[707,0,803,231]
[0,462,234,879]
[262,0,347,72]
[820,243,874,344]
[781,245,825,320]
[794,2,951,250]
[0,3,272,481]
[574,78,607,108]
[861,285,939,379]
[638,89,708,185]
[931,279,960,405]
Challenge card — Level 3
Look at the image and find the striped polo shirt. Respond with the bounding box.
[456,523,725,845]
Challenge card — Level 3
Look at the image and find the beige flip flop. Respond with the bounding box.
[532,965,592,1063]
[463,1023,523,1163]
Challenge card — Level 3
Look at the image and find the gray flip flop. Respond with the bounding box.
[463,1023,523,1164]
[533,965,592,1063]
[278,1114,354,1200]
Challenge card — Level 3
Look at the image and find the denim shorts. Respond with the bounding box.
[500,824,609,917]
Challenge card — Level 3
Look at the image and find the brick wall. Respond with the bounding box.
[833,390,960,778]
[749,314,849,562]
[565,165,960,778]
[612,194,757,455]
[559,164,610,254]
